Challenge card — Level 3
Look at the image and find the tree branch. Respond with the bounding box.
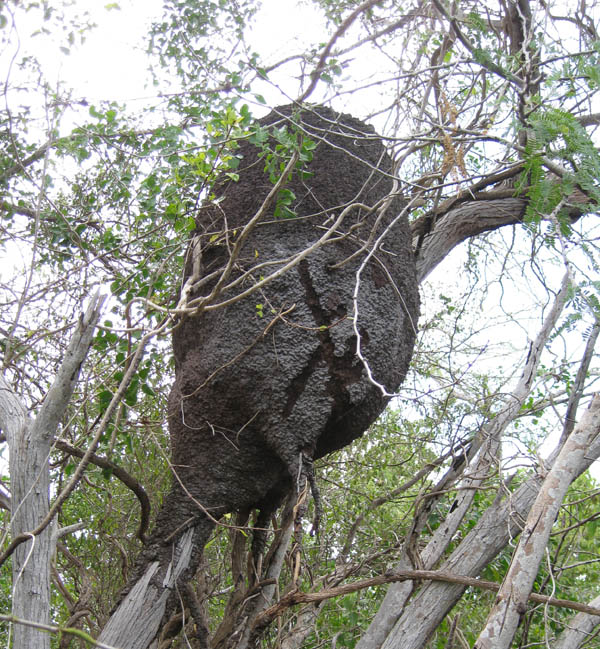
[33,292,106,443]
[474,394,600,649]
[0,292,105,569]
[253,567,600,633]
[430,0,523,87]
[0,141,53,184]
[55,439,151,543]
[0,613,119,649]
[297,0,385,103]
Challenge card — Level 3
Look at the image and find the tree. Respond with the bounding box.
[1,0,600,648]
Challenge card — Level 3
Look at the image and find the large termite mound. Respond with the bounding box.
[100,105,420,649]
[155,104,419,553]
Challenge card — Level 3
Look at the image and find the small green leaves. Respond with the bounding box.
[274,187,296,219]
[519,107,600,226]
[254,121,317,219]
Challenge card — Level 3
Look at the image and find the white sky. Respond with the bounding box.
[34,0,328,105]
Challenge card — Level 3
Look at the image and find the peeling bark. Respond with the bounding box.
[98,528,196,649]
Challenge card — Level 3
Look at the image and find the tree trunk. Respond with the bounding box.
[0,379,51,649]
[550,594,600,649]
[0,294,103,649]
[98,527,201,649]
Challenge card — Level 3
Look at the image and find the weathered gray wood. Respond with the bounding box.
[99,528,195,649]
[474,394,600,649]
[551,594,600,649]
[373,406,600,649]
[357,271,572,649]
[0,293,104,649]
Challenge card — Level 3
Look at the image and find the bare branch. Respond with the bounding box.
[253,567,600,633]
[297,0,386,102]
[0,613,119,649]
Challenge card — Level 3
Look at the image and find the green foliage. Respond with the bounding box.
[256,120,317,219]
[147,0,260,124]
[519,108,600,225]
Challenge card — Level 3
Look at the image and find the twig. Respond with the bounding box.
[0,613,119,649]
[297,0,385,102]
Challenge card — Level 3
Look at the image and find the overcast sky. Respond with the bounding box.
[35,0,328,107]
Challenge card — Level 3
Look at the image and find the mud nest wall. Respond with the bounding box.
[158,105,420,540]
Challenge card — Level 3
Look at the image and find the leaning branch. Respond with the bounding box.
[475,394,600,649]
[32,292,106,443]
[252,568,600,632]
[0,613,119,649]
[55,439,151,543]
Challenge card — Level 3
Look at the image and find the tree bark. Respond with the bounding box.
[551,594,600,649]
[0,293,104,649]
[413,190,588,282]
[98,527,198,649]
[474,394,600,649]
[414,197,528,281]
[357,270,572,649]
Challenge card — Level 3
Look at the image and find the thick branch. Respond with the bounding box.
[33,292,106,443]
[414,197,527,281]
[413,187,593,282]
[551,594,600,649]
[374,395,600,649]
[357,273,570,649]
